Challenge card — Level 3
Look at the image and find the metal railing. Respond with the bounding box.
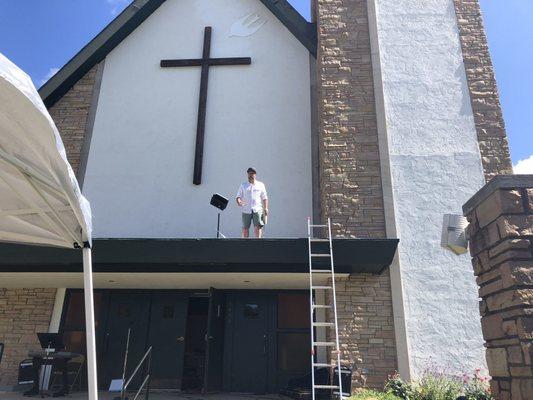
[120,345,152,400]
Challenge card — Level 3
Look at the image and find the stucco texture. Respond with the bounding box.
[374,0,487,376]
[83,0,312,238]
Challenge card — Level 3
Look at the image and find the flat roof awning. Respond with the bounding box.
[0,238,398,274]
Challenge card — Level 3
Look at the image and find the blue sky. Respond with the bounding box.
[0,0,530,170]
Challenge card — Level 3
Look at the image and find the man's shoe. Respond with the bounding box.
[52,390,68,397]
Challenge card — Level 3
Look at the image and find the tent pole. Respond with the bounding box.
[83,245,98,400]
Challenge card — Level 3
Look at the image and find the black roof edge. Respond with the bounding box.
[0,238,399,275]
[39,0,317,108]
[259,0,317,56]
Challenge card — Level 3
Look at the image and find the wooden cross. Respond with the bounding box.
[161,26,251,185]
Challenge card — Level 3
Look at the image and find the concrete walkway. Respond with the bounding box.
[0,391,290,400]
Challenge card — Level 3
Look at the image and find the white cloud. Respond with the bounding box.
[513,155,533,175]
[39,67,60,87]
[107,0,130,16]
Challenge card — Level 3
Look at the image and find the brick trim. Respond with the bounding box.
[316,0,398,390]
[316,0,386,239]
[453,0,513,180]
[0,289,56,388]
[48,65,99,175]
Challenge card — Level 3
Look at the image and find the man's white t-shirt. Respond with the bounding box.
[236,180,268,214]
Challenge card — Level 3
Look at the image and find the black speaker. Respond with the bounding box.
[210,193,228,211]
[333,366,352,397]
[18,359,34,385]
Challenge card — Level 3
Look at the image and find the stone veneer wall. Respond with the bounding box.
[463,175,533,400]
[0,289,57,388]
[315,0,397,391]
[315,0,386,239]
[453,0,513,180]
[327,274,397,390]
[48,65,99,176]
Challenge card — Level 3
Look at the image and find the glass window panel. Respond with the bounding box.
[63,292,103,329]
[63,331,86,354]
[63,293,84,328]
[278,294,309,329]
[244,304,260,318]
[277,332,310,371]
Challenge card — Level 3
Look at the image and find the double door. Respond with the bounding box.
[100,292,189,389]
[99,290,225,392]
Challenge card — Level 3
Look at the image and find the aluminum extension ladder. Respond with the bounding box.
[307,217,343,400]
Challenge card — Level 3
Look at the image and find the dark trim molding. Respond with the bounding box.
[259,0,317,56]
[38,0,316,107]
[0,238,398,275]
[310,53,321,224]
[77,60,105,189]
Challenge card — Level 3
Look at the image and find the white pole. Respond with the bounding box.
[83,246,99,400]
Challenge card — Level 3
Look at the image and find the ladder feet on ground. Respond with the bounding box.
[307,217,344,399]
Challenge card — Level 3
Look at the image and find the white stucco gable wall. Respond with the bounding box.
[370,0,488,376]
[83,0,312,238]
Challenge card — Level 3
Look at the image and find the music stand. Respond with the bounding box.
[35,334,65,397]
[210,194,228,238]
[37,333,65,352]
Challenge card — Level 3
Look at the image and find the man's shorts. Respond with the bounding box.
[242,211,264,229]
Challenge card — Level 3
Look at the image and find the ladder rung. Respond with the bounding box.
[311,253,330,257]
[314,385,339,389]
[312,304,332,309]
[310,238,329,242]
[311,286,332,290]
[309,224,328,227]
[313,342,336,346]
[313,363,336,368]
[312,322,335,327]
[311,269,331,273]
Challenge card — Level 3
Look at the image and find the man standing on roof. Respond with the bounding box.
[236,167,269,238]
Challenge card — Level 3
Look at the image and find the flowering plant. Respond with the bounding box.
[382,369,493,400]
[462,368,492,400]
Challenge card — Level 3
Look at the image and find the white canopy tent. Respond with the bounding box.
[0,53,98,400]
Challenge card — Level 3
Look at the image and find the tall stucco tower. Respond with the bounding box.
[314,0,513,385]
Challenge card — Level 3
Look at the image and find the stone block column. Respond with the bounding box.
[314,0,398,390]
[0,289,57,388]
[463,175,533,400]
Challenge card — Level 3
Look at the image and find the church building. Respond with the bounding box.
[0,0,513,394]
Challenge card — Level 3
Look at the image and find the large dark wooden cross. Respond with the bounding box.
[161,26,251,185]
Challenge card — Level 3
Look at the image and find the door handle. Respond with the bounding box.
[263,334,267,355]
[176,336,185,342]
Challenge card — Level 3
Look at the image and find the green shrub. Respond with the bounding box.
[350,389,402,400]
[411,373,463,400]
[383,369,493,400]
[385,372,410,399]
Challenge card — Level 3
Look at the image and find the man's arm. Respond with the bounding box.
[261,185,269,215]
[236,184,244,206]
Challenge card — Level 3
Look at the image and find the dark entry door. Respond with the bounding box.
[147,293,189,389]
[225,293,269,393]
[203,288,226,393]
[101,292,150,389]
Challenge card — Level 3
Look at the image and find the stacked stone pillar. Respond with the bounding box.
[314,0,398,390]
[463,175,533,400]
[0,289,57,388]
